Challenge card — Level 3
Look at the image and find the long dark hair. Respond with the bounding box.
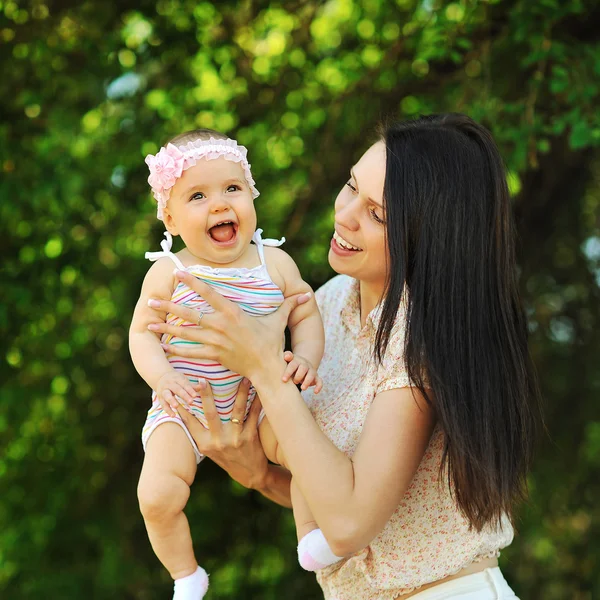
[376,114,542,531]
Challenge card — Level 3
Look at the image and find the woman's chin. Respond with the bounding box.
[328,248,354,276]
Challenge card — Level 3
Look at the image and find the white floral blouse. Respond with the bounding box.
[302,275,513,599]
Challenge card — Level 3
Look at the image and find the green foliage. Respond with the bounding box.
[1,0,599,598]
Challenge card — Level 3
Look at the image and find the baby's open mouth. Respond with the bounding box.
[208,220,238,244]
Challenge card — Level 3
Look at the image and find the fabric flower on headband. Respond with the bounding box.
[144,143,185,219]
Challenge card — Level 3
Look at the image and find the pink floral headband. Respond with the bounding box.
[144,137,260,220]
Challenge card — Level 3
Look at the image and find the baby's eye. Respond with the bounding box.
[345,180,357,193]
[190,192,205,201]
[226,184,241,192]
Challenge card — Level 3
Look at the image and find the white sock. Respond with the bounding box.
[173,566,209,600]
[297,528,344,571]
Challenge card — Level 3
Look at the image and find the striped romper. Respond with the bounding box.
[141,229,285,463]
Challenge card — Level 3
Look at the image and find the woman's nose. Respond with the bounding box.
[334,192,359,231]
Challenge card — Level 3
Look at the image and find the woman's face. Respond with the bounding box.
[329,141,388,289]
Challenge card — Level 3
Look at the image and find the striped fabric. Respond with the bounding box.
[141,239,285,459]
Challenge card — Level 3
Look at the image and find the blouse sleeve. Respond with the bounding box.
[375,294,429,394]
[375,324,415,395]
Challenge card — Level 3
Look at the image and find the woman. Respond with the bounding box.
[146,114,541,599]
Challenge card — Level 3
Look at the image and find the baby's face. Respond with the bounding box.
[163,157,257,265]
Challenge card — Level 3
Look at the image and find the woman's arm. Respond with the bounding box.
[252,465,293,509]
[148,271,434,555]
[253,363,434,555]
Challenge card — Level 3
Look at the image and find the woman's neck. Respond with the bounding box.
[358,279,384,328]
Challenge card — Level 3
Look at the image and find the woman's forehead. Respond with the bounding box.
[353,141,386,200]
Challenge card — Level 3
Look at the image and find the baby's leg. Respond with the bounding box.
[259,419,343,571]
[258,417,286,467]
[292,478,344,571]
[138,422,208,598]
[291,477,317,539]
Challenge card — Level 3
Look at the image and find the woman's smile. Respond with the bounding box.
[332,230,363,252]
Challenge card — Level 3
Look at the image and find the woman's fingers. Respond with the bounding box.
[149,321,210,341]
[197,379,221,432]
[149,297,209,327]
[277,292,312,324]
[160,342,219,360]
[245,394,262,433]
[176,405,210,445]
[174,270,238,315]
[231,378,250,426]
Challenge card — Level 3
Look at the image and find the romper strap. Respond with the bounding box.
[145,231,187,271]
[252,228,285,266]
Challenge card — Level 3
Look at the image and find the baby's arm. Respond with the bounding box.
[266,248,325,390]
[129,258,199,416]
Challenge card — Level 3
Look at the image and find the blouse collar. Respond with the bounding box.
[340,278,383,336]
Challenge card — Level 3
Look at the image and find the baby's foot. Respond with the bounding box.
[297,529,344,571]
[173,566,209,600]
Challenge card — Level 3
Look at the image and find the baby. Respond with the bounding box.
[129,129,341,600]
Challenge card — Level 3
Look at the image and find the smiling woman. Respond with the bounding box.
[149,114,542,600]
[329,142,388,304]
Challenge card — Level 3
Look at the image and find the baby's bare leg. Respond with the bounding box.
[258,419,341,570]
[258,417,285,466]
[259,419,317,538]
[291,478,318,540]
[138,423,198,580]
[294,479,344,571]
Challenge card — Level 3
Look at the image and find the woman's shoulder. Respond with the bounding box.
[315,274,354,298]
[315,274,354,311]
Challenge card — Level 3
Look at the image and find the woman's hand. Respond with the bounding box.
[147,269,310,381]
[176,377,269,490]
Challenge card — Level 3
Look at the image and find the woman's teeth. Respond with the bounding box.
[334,230,362,251]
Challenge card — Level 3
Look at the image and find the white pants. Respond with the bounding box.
[407,567,519,599]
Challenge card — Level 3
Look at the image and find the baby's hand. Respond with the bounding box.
[282,351,323,394]
[156,370,199,417]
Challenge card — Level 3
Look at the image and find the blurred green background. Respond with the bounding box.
[1,0,599,598]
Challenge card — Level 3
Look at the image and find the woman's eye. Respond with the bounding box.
[369,208,384,224]
[345,180,357,193]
